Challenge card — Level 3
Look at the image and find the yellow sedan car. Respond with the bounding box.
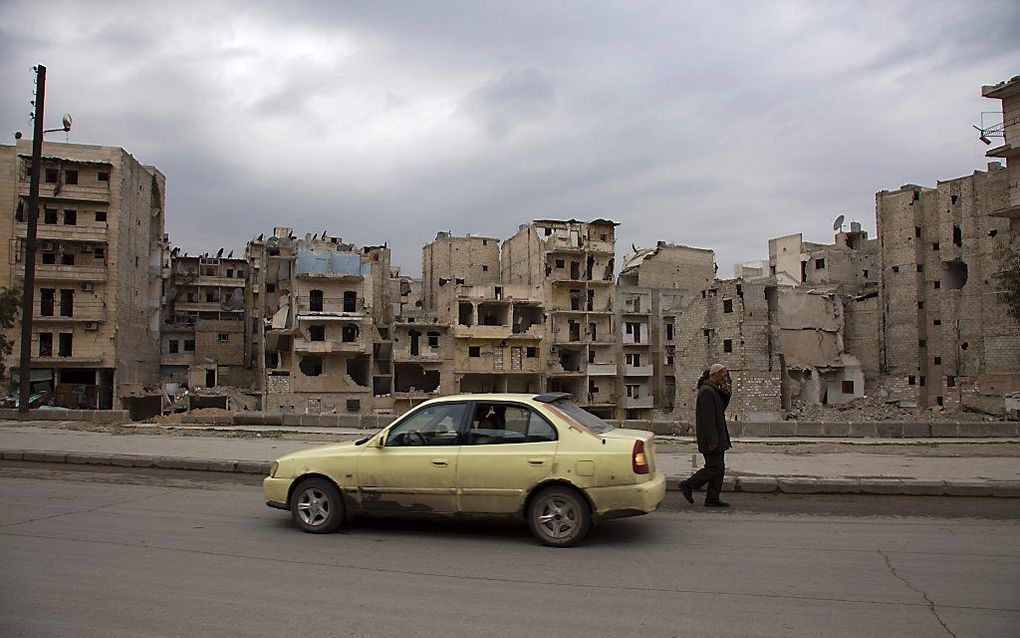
[264,393,666,546]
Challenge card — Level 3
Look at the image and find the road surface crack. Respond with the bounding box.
[880,550,958,638]
[0,493,167,529]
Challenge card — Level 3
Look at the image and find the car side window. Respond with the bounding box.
[386,403,465,447]
[467,403,558,445]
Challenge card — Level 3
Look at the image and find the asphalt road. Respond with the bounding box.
[1,464,1018,638]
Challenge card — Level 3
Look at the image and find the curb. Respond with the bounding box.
[3,448,1019,497]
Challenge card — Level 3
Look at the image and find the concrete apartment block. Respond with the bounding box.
[876,163,1016,413]
[422,232,499,311]
[161,253,252,390]
[769,228,879,291]
[502,219,618,417]
[0,141,164,408]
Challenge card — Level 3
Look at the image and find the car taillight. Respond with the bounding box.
[632,440,649,474]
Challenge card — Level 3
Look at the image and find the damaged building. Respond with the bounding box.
[502,219,619,417]
[251,228,394,414]
[161,251,252,392]
[0,141,165,408]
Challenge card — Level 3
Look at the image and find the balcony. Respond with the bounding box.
[175,301,238,313]
[20,182,110,203]
[32,354,105,366]
[621,394,654,409]
[161,352,196,366]
[18,222,108,243]
[28,264,107,283]
[623,365,655,377]
[34,304,107,323]
[195,275,246,288]
[587,363,618,376]
[293,338,369,355]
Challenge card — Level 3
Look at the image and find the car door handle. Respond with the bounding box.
[432,459,448,467]
[527,458,546,466]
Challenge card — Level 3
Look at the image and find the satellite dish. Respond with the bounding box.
[61,114,72,131]
[833,214,845,232]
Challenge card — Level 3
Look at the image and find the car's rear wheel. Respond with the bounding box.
[290,478,344,534]
[527,486,591,547]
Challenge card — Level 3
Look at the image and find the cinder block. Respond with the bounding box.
[154,457,185,470]
[875,422,903,438]
[944,481,993,497]
[794,422,823,436]
[777,477,820,493]
[901,423,930,438]
[858,479,905,494]
[898,480,948,496]
[737,477,777,493]
[848,423,878,437]
[181,458,211,471]
[991,482,1020,498]
[741,423,769,437]
[986,423,1019,437]
[130,456,158,468]
[281,414,302,427]
[721,476,737,492]
[931,422,959,437]
[108,454,138,467]
[815,478,859,493]
[823,422,851,437]
[205,460,238,473]
[769,422,796,436]
[1,449,26,461]
[66,453,96,465]
[23,450,54,462]
[236,461,272,475]
[82,453,116,466]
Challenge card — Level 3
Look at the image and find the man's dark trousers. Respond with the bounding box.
[687,453,725,502]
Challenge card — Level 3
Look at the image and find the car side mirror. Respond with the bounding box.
[375,434,386,448]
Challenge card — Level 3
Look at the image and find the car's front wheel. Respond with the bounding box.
[527,486,591,547]
[290,478,344,533]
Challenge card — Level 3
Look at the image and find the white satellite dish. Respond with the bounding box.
[833,214,845,232]
[61,114,72,131]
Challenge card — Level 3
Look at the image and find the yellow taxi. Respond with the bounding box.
[264,393,665,546]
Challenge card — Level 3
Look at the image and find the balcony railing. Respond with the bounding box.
[27,264,107,282]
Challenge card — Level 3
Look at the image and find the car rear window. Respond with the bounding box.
[547,399,615,435]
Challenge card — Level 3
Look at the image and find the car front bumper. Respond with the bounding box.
[264,477,292,510]
[586,471,666,520]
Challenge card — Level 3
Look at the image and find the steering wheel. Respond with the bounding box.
[405,431,427,446]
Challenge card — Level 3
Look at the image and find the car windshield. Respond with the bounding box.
[548,399,615,434]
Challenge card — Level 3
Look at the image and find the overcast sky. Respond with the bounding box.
[2,1,1018,276]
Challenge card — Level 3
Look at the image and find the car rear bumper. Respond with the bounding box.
[264,477,292,509]
[586,471,666,519]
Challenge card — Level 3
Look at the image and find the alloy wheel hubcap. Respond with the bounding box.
[536,497,577,539]
[297,488,330,526]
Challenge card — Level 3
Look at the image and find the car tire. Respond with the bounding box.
[290,478,344,534]
[527,486,591,547]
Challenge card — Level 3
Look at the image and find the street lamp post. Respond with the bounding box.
[17,65,70,414]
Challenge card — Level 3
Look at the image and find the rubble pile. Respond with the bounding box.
[785,395,994,423]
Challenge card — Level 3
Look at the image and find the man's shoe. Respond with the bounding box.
[679,481,694,504]
[704,500,730,508]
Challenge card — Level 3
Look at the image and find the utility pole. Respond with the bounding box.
[18,64,46,414]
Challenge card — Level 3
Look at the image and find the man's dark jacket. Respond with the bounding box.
[695,380,731,454]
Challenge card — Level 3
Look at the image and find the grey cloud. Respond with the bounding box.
[459,68,556,137]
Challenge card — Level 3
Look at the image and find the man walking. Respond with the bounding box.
[679,363,732,508]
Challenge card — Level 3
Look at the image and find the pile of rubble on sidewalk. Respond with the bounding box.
[785,395,998,422]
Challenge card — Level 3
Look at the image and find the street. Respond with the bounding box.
[1,464,1018,638]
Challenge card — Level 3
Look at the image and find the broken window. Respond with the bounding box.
[65,170,78,185]
[723,339,733,353]
[299,356,323,376]
[309,290,323,311]
[920,376,926,387]
[908,376,916,386]
[341,324,359,342]
[917,301,924,310]
[61,253,75,266]
[665,323,674,341]
[59,289,73,317]
[932,242,939,251]
[933,281,941,290]
[569,289,581,311]
[934,356,942,365]
[555,258,564,269]
[58,333,73,357]
[482,265,488,272]
[168,340,179,354]
[588,323,597,342]
[427,331,440,348]
[946,375,956,387]
[409,330,420,356]
[942,260,968,290]
[44,208,58,224]
[626,384,640,398]
[98,171,109,182]
[40,289,55,316]
[841,380,855,394]
[42,252,56,265]
[309,325,325,341]
[916,264,923,273]
[918,339,926,348]
[914,226,922,238]
[815,258,825,270]
[343,291,357,312]
[217,333,229,343]
[892,266,899,273]
[184,339,195,352]
[723,299,733,313]
[347,399,360,413]
[469,346,481,358]
[38,332,53,357]
[63,209,77,225]
[526,347,537,358]
[933,319,941,326]
[45,168,58,183]
[952,225,962,247]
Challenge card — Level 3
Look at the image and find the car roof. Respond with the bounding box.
[418,393,560,406]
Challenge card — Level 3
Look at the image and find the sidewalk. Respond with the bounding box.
[1,424,1018,497]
